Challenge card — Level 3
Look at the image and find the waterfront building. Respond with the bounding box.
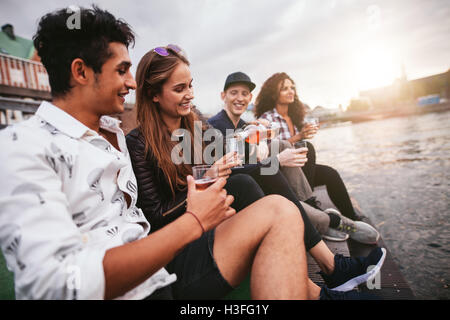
[359,68,450,110]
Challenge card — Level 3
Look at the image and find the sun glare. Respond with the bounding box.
[354,46,400,90]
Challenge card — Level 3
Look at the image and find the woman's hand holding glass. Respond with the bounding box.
[276,147,308,167]
[301,117,319,139]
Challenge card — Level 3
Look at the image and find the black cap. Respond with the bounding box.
[223,71,256,92]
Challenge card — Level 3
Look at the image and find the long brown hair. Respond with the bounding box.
[135,47,200,196]
[254,72,305,130]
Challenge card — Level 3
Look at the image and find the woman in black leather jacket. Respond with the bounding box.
[126,123,263,232]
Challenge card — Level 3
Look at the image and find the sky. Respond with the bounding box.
[1,0,449,116]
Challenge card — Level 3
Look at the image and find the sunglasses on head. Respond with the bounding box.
[153,44,183,57]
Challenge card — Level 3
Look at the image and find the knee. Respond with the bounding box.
[264,195,304,228]
[306,141,315,152]
[323,165,340,179]
[278,139,293,151]
[227,174,263,194]
[306,141,316,160]
[229,173,258,187]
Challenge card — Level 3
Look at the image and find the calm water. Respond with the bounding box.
[312,111,450,299]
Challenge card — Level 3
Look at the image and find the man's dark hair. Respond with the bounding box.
[33,6,135,97]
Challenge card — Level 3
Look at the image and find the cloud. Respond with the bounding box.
[1,0,448,114]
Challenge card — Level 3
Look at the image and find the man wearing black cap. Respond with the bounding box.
[207,72,371,243]
[208,71,256,133]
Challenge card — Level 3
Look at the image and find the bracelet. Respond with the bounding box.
[185,211,205,234]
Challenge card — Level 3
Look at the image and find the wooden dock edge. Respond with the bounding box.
[347,199,416,299]
[225,187,416,300]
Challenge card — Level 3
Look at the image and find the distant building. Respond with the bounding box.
[0,24,39,61]
[346,97,373,112]
[0,23,137,131]
[359,68,450,109]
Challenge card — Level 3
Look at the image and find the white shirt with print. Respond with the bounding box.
[0,101,176,299]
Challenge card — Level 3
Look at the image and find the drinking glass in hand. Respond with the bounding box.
[192,165,219,190]
[294,141,307,149]
[226,137,244,168]
[294,140,308,154]
[304,117,319,128]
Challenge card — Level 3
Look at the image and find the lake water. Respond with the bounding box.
[311,111,450,299]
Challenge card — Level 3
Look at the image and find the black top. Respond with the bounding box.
[207,109,246,137]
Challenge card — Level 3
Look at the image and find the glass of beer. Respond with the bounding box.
[192,165,219,190]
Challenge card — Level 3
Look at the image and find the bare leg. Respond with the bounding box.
[214,195,309,299]
[309,240,335,275]
[308,278,322,300]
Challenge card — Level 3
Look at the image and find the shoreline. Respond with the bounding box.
[319,102,450,129]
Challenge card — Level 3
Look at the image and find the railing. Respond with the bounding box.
[0,96,41,112]
[0,97,40,128]
[0,53,50,92]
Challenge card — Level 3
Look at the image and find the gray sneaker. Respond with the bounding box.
[322,227,349,242]
[325,208,380,245]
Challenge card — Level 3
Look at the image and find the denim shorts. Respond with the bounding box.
[162,228,234,300]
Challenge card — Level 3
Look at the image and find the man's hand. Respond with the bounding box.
[185,175,235,232]
[247,119,270,127]
[276,148,308,167]
[213,152,242,179]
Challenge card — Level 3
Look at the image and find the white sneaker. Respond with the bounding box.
[325,208,380,245]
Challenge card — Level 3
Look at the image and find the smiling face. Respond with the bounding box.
[221,83,253,120]
[152,62,194,124]
[87,42,136,115]
[277,78,296,105]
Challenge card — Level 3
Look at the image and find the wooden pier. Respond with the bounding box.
[225,186,415,300]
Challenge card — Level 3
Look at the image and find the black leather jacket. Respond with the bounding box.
[126,128,188,232]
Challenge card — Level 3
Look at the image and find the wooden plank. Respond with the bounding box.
[312,186,415,299]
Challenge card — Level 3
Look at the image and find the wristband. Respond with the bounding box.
[185,211,205,234]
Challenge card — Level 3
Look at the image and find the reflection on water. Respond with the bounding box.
[313,111,450,299]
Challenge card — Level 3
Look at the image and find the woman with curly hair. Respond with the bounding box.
[255,72,361,222]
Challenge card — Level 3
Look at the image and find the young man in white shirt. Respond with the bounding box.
[0,6,382,301]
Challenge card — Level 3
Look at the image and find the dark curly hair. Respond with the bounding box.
[254,72,305,130]
[33,5,135,98]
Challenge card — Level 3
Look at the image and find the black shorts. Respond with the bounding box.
[147,229,234,300]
